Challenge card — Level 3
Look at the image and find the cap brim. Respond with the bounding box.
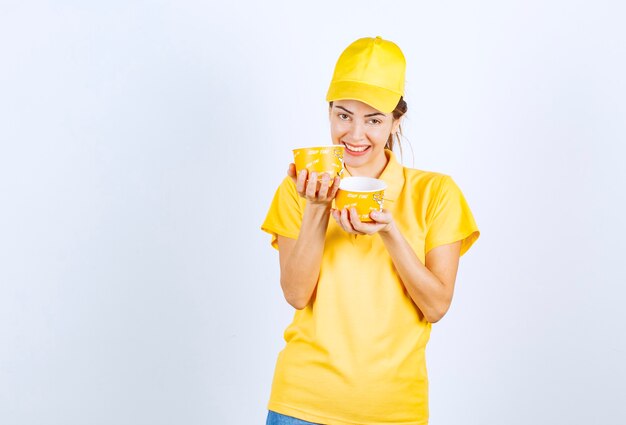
[326,80,402,114]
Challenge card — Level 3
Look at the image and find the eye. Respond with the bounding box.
[368,118,382,125]
[338,113,350,120]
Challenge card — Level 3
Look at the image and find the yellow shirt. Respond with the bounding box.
[261,150,480,425]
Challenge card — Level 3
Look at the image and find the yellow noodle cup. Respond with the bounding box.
[293,145,345,180]
[335,177,387,222]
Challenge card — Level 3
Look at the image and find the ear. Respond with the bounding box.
[391,116,403,134]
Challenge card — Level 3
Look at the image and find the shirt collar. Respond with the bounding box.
[342,149,405,202]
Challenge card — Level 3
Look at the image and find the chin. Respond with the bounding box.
[343,155,367,168]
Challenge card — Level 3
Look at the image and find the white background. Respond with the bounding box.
[1,1,625,424]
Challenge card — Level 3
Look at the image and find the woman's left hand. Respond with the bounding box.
[332,208,395,235]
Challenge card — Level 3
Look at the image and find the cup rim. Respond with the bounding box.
[338,176,387,192]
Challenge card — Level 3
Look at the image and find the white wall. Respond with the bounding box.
[1,1,624,424]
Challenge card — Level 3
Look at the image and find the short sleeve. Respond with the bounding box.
[425,175,480,257]
[261,176,304,250]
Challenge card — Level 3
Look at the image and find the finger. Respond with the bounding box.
[340,208,354,232]
[345,208,367,235]
[288,164,297,183]
[318,173,331,198]
[296,169,308,194]
[349,207,364,230]
[306,172,318,198]
[370,209,392,224]
[329,176,341,198]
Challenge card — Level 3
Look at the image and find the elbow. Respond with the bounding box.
[285,294,310,310]
[290,299,308,310]
[425,305,451,324]
[280,279,311,310]
[426,313,444,323]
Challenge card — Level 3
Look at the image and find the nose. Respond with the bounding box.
[348,120,366,142]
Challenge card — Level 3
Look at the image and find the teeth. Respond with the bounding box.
[344,143,369,152]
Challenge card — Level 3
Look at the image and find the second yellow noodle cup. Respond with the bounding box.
[293,145,345,180]
[335,177,387,222]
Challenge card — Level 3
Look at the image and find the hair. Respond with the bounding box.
[386,96,408,152]
[328,97,408,153]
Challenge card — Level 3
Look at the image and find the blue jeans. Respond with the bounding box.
[266,410,323,424]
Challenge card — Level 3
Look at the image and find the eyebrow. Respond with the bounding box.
[335,105,385,118]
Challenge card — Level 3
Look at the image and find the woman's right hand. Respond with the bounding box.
[288,163,340,207]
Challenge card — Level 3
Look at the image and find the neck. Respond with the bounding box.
[346,151,389,178]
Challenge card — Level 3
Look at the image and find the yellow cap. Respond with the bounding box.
[326,36,405,114]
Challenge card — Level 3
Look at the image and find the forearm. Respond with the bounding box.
[379,223,451,322]
[281,203,330,309]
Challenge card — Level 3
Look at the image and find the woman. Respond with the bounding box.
[262,36,480,425]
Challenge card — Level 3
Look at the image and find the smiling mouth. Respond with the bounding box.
[343,142,371,153]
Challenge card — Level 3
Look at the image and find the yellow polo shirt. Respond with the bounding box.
[261,150,479,425]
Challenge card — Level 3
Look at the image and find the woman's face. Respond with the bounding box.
[329,99,401,177]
